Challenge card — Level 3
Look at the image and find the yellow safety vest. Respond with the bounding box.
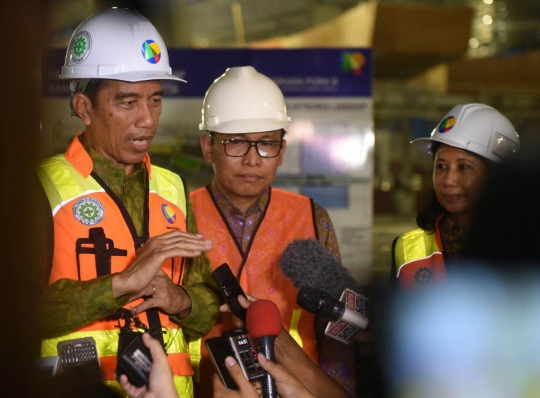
[37,135,193,396]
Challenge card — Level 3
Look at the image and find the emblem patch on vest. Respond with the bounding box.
[73,198,104,226]
[161,204,177,224]
[415,267,433,285]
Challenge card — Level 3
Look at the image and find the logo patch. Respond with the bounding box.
[73,198,104,226]
[414,267,434,286]
[438,116,456,133]
[162,204,176,224]
[71,31,92,64]
[141,40,161,64]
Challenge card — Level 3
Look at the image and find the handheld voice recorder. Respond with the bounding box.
[212,263,248,323]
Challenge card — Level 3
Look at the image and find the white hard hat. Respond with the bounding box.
[60,8,185,83]
[411,103,520,163]
[199,66,291,134]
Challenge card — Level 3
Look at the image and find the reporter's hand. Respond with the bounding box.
[257,353,316,398]
[219,294,257,328]
[118,333,177,398]
[212,356,260,398]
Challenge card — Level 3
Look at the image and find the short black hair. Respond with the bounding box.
[82,79,105,107]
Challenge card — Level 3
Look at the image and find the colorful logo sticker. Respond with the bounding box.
[141,40,161,64]
[438,116,456,133]
[73,198,104,226]
[71,31,92,64]
[341,51,366,76]
[162,204,176,224]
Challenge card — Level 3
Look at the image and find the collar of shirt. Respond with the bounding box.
[209,182,269,254]
[82,142,147,236]
[439,214,465,260]
[84,144,147,201]
[209,182,268,218]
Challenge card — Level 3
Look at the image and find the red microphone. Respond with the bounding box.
[246,300,281,398]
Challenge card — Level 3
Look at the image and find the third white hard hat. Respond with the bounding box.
[199,66,291,134]
[411,103,520,163]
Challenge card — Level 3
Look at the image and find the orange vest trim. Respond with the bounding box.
[190,187,319,396]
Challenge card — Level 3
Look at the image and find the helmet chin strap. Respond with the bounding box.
[68,79,90,117]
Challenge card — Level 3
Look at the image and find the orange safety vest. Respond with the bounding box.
[393,215,447,288]
[37,135,193,395]
[189,187,318,396]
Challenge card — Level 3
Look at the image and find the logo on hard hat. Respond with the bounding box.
[71,31,92,64]
[141,40,161,64]
[161,204,176,224]
[438,116,456,133]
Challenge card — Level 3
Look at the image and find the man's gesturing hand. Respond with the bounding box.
[112,230,212,298]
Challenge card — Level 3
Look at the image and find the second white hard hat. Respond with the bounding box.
[199,66,291,134]
[411,103,520,163]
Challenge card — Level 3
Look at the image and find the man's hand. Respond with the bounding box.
[129,270,191,317]
[112,230,212,298]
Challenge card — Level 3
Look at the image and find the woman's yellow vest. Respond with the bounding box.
[393,218,447,288]
[188,187,319,397]
[37,136,194,396]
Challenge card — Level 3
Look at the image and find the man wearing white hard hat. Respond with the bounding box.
[190,66,356,397]
[392,103,520,288]
[36,9,219,396]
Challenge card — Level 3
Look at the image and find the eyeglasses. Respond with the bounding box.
[210,135,283,158]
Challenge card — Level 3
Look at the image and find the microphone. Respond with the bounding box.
[279,238,363,298]
[246,300,281,398]
[297,286,369,344]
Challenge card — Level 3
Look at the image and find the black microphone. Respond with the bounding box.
[246,300,281,398]
[297,286,369,344]
[279,238,363,298]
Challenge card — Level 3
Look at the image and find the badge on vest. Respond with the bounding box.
[415,267,434,286]
[161,204,176,224]
[73,198,104,226]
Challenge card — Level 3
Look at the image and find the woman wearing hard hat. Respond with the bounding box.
[391,103,520,288]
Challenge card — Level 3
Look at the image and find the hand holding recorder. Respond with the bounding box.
[118,333,177,398]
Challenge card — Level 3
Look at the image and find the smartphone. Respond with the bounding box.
[57,337,101,380]
[212,263,248,323]
[206,335,239,390]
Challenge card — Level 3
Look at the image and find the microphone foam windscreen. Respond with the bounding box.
[246,299,282,339]
[279,238,362,298]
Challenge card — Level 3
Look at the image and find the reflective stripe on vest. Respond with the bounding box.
[394,226,447,288]
[41,328,192,379]
[189,187,318,386]
[188,337,202,383]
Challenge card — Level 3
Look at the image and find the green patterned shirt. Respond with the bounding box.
[39,143,219,339]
